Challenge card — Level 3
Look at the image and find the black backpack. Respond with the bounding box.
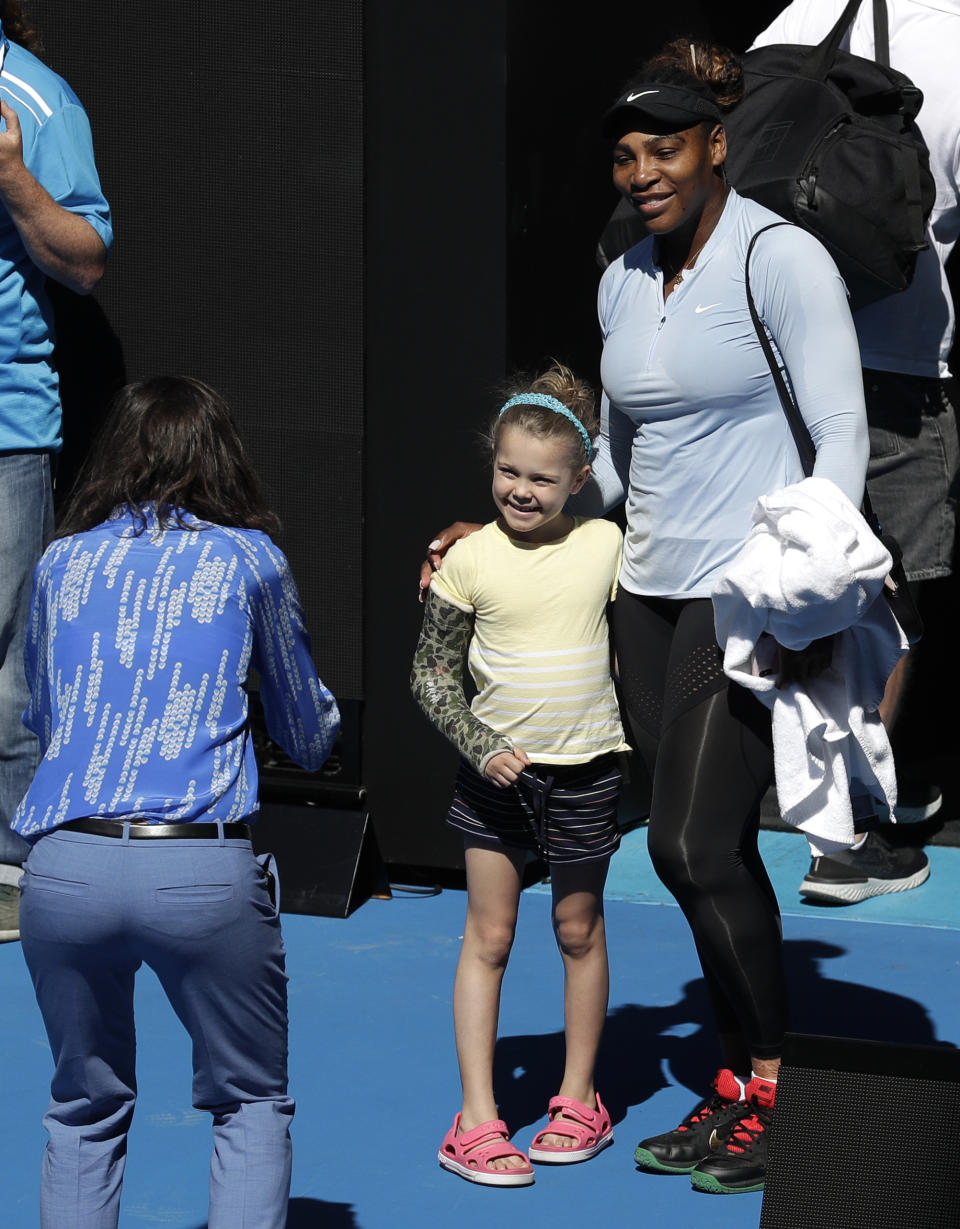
[723,0,936,309]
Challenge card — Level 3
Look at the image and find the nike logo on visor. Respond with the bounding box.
[626,90,659,102]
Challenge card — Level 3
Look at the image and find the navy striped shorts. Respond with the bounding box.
[446,754,622,865]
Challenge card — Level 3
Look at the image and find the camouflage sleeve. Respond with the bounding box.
[410,590,513,775]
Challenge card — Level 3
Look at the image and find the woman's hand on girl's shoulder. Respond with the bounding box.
[418,522,483,601]
[484,747,531,788]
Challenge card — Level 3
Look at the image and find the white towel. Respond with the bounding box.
[713,478,908,854]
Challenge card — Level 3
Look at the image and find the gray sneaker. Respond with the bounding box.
[0,883,20,942]
[799,831,929,904]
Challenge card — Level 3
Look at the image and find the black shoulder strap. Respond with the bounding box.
[744,224,881,529]
[800,0,865,77]
[873,0,890,67]
[744,223,817,476]
[802,0,890,74]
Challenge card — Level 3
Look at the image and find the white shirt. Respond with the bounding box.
[752,0,960,377]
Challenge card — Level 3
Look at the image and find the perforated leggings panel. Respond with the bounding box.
[613,590,788,1060]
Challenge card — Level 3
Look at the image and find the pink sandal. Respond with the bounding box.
[527,1093,614,1164]
[438,1113,535,1186]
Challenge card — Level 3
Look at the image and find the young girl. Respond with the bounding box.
[411,364,629,1186]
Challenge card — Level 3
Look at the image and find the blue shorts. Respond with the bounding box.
[864,370,959,582]
[447,753,622,865]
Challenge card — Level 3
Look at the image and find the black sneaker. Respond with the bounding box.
[634,1069,744,1174]
[690,1075,775,1194]
[799,831,930,904]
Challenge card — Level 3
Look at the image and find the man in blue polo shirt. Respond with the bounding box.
[0,4,112,941]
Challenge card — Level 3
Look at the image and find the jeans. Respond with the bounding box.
[864,371,959,582]
[20,826,293,1229]
[0,452,54,875]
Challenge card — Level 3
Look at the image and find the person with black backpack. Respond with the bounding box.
[751,0,959,900]
[587,38,876,1195]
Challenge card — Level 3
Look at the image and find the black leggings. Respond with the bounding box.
[614,589,787,1061]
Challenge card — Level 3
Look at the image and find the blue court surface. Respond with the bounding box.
[2,826,958,1229]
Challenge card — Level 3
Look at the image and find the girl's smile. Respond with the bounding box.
[492,426,589,544]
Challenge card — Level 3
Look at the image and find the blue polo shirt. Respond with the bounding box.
[0,27,113,452]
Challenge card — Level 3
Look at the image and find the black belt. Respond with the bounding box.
[60,818,252,840]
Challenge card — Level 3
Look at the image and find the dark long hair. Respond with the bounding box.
[56,376,281,539]
[0,2,43,54]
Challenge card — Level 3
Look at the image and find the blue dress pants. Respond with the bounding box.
[20,826,294,1229]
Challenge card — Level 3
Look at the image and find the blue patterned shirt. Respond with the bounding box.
[12,509,340,837]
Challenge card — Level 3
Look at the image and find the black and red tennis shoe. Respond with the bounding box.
[634,1068,745,1174]
[690,1074,776,1194]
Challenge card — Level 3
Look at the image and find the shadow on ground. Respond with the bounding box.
[192,1196,359,1229]
[492,935,951,1133]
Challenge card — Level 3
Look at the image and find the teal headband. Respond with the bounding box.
[498,393,595,461]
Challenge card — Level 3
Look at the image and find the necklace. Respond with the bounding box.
[659,185,729,287]
[660,233,710,286]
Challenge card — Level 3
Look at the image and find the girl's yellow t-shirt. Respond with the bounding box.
[431,517,630,765]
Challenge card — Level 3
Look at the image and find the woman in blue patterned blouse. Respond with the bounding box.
[13,376,340,1229]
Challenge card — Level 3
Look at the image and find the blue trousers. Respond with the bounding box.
[0,452,54,872]
[20,827,294,1229]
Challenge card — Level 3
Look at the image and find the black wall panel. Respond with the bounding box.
[30,0,783,871]
[762,1034,960,1229]
[36,0,365,702]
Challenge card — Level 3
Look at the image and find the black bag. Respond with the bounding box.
[744,223,924,644]
[724,0,936,310]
